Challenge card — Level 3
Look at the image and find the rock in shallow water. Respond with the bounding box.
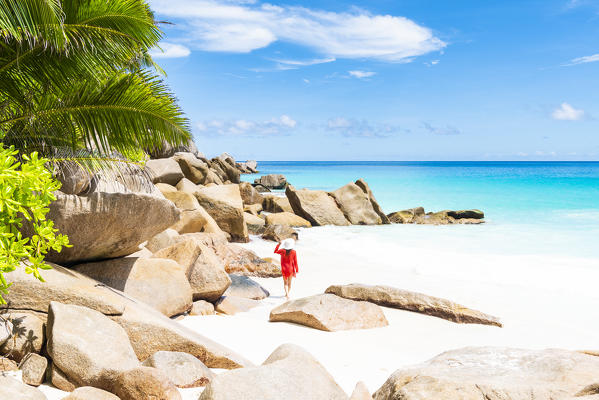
[269,293,388,332]
[331,182,382,225]
[285,186,350,226]
[199,344,347,400]
[373,347,599,400]
[326,283,502,327]
[254,174,287,189]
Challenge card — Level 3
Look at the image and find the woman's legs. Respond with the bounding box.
[283,277,289,299]
[286,277,293,298]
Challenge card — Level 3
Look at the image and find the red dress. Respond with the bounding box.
[274,243,298,279]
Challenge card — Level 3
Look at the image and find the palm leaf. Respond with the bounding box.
[2,71,190,155]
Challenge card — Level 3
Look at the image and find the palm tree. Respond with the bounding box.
[0,0,190,161]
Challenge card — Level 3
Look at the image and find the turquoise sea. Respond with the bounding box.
[242,162,599,258]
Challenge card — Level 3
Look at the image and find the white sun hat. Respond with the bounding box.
[281,238,295,250]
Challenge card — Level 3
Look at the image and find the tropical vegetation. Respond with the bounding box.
[0,0,190,301]
[0,0,190,158]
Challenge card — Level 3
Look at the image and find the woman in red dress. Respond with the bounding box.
[274,233,299,300]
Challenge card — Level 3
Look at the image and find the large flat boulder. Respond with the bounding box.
[74,258,193,317]
[146,158,184,186]
[326,284,502,327]
[373,347,599,400]
[40,192,179,264]
[354,179,390,224]
[142,351,215,388]
[47,302,140,391]
[285,186,350,226]
[224,274,269,300]
[265,212,311,227]
[0,376,47,399]
[195,185,248,242]
[269,294,388,332]
[199,344,347,400]
[331,182,382,225]
[1,265,252,369]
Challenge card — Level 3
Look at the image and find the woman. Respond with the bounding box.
[274,233,299,300]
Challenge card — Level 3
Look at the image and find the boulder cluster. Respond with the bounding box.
[3,148,592,399]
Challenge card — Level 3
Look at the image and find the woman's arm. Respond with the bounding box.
[274,243,283,255]
[293,251,298,273]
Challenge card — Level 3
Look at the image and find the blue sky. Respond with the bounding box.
[148,0,599,161]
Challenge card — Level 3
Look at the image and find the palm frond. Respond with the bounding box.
[1,70,190,155]
[0,0,65,48]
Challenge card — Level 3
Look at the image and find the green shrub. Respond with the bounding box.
[0,141,70,304]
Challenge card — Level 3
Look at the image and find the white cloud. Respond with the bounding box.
[271,57,336,67]
[422,122,460,135]
[149,42,191,58]
[149,0,445,62]
[348,70,376,79]
[565,53,599,66]
[552,103,584,121]
[326,117,404,137]
[197,115,297,136]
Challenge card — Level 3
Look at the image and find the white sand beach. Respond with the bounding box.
[22,223,599,399]
[180,224,599,395]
